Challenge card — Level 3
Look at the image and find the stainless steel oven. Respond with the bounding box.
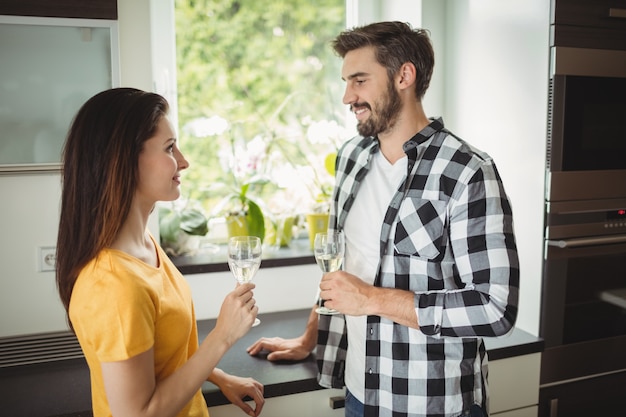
[545,47,626,203]
[540,197,626,384]
[541,42,626,388]
[540,5,626,414]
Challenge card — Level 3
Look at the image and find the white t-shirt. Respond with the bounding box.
[343,150,407,402]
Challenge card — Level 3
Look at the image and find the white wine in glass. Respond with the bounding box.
[227,236,262,326]
[314,231,345,315]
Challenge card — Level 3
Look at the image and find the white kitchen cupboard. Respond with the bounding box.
[490,353,541,417]
[208,354,541,417]
[0,15,119,173]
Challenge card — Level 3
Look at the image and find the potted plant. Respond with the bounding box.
[158,199,209,256]
[210,174,268,242]
[303,152,335,248]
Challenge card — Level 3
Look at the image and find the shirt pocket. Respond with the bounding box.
[394,198,447,259]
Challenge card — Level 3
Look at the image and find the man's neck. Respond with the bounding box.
[378,102,430,164]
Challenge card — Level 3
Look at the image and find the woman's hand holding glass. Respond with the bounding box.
[214,282,258,347]
[228,236,262,326]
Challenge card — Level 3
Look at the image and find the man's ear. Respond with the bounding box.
[397,62,417,90]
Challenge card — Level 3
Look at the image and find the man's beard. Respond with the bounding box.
[355,80,402,138]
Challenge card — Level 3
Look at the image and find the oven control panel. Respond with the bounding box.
[545,201,626,240]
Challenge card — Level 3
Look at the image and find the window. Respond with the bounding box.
[167,0,350,260]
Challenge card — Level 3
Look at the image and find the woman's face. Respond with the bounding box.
[136,116,189,206]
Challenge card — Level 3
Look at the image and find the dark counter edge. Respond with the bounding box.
[1,309,543,416]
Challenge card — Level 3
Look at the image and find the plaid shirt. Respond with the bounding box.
[316,118,519,417]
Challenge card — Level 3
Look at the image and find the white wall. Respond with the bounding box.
[0,0,548,338]
[0,173,65,336]
[434,0,549,335]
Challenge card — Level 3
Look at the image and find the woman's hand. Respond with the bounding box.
[209,369,264,417]
[214,283,258,348]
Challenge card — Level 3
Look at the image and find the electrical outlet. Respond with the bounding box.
[38,246,56,272]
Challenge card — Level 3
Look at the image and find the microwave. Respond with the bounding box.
[546,47,626,203]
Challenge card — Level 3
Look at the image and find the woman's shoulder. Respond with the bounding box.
[72,250,156,301]
[69,250,158,326]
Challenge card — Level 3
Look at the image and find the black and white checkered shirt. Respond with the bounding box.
[316,118,520,417]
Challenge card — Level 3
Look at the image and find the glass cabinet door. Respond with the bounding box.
[0,16,119,173]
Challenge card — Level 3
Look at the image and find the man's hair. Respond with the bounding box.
[332,21,434,100]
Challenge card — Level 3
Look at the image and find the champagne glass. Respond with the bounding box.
[313,231,345,315]
[227,236,262,326]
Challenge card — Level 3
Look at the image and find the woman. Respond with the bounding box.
[56,88,264,417]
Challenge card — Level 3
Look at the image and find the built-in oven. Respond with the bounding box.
[540,43,626,416]
[541,3,626,414]
[545,46,626,203]
[540,198,626,384]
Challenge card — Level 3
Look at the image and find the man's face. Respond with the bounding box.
[341,46,402,137]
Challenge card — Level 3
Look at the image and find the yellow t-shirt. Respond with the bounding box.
[69,237,209,417]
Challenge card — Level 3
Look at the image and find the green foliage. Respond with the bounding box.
[245,199,266,240]
[159,203,209,244]
[209,173,269,241]
[175,0,346,209]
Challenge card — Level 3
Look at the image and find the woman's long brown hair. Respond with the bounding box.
[56,88,169,328]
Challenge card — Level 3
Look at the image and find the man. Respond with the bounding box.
[248,21,519,417]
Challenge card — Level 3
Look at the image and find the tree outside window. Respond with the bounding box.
[171,0,350,249]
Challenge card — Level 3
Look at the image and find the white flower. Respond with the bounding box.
[306,119,348,147]
[218,134,269,181]
[184,115,229,137]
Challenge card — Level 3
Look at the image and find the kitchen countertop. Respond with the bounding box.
[0,309,543,417]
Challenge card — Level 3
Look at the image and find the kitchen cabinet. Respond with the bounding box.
[0,0,116,19]
[538,371,626,417]
[0,0,119,173]
[490,353,541,417]
[551,0,626,49]
[0,15,119,172]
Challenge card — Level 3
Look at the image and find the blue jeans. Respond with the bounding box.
[344,389,364,417]
[344,389,486,417]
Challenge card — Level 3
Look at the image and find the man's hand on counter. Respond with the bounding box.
[247,306,318,361]
[247,335,313,361]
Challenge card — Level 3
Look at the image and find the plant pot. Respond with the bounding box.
[225,214,249,237]
[305,212,329,249]
[161,230,201,256]
[266,215,295,248]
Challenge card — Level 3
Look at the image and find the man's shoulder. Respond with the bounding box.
[337,135,377,160]
[341,134,375,149]
[431,130,494,166]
